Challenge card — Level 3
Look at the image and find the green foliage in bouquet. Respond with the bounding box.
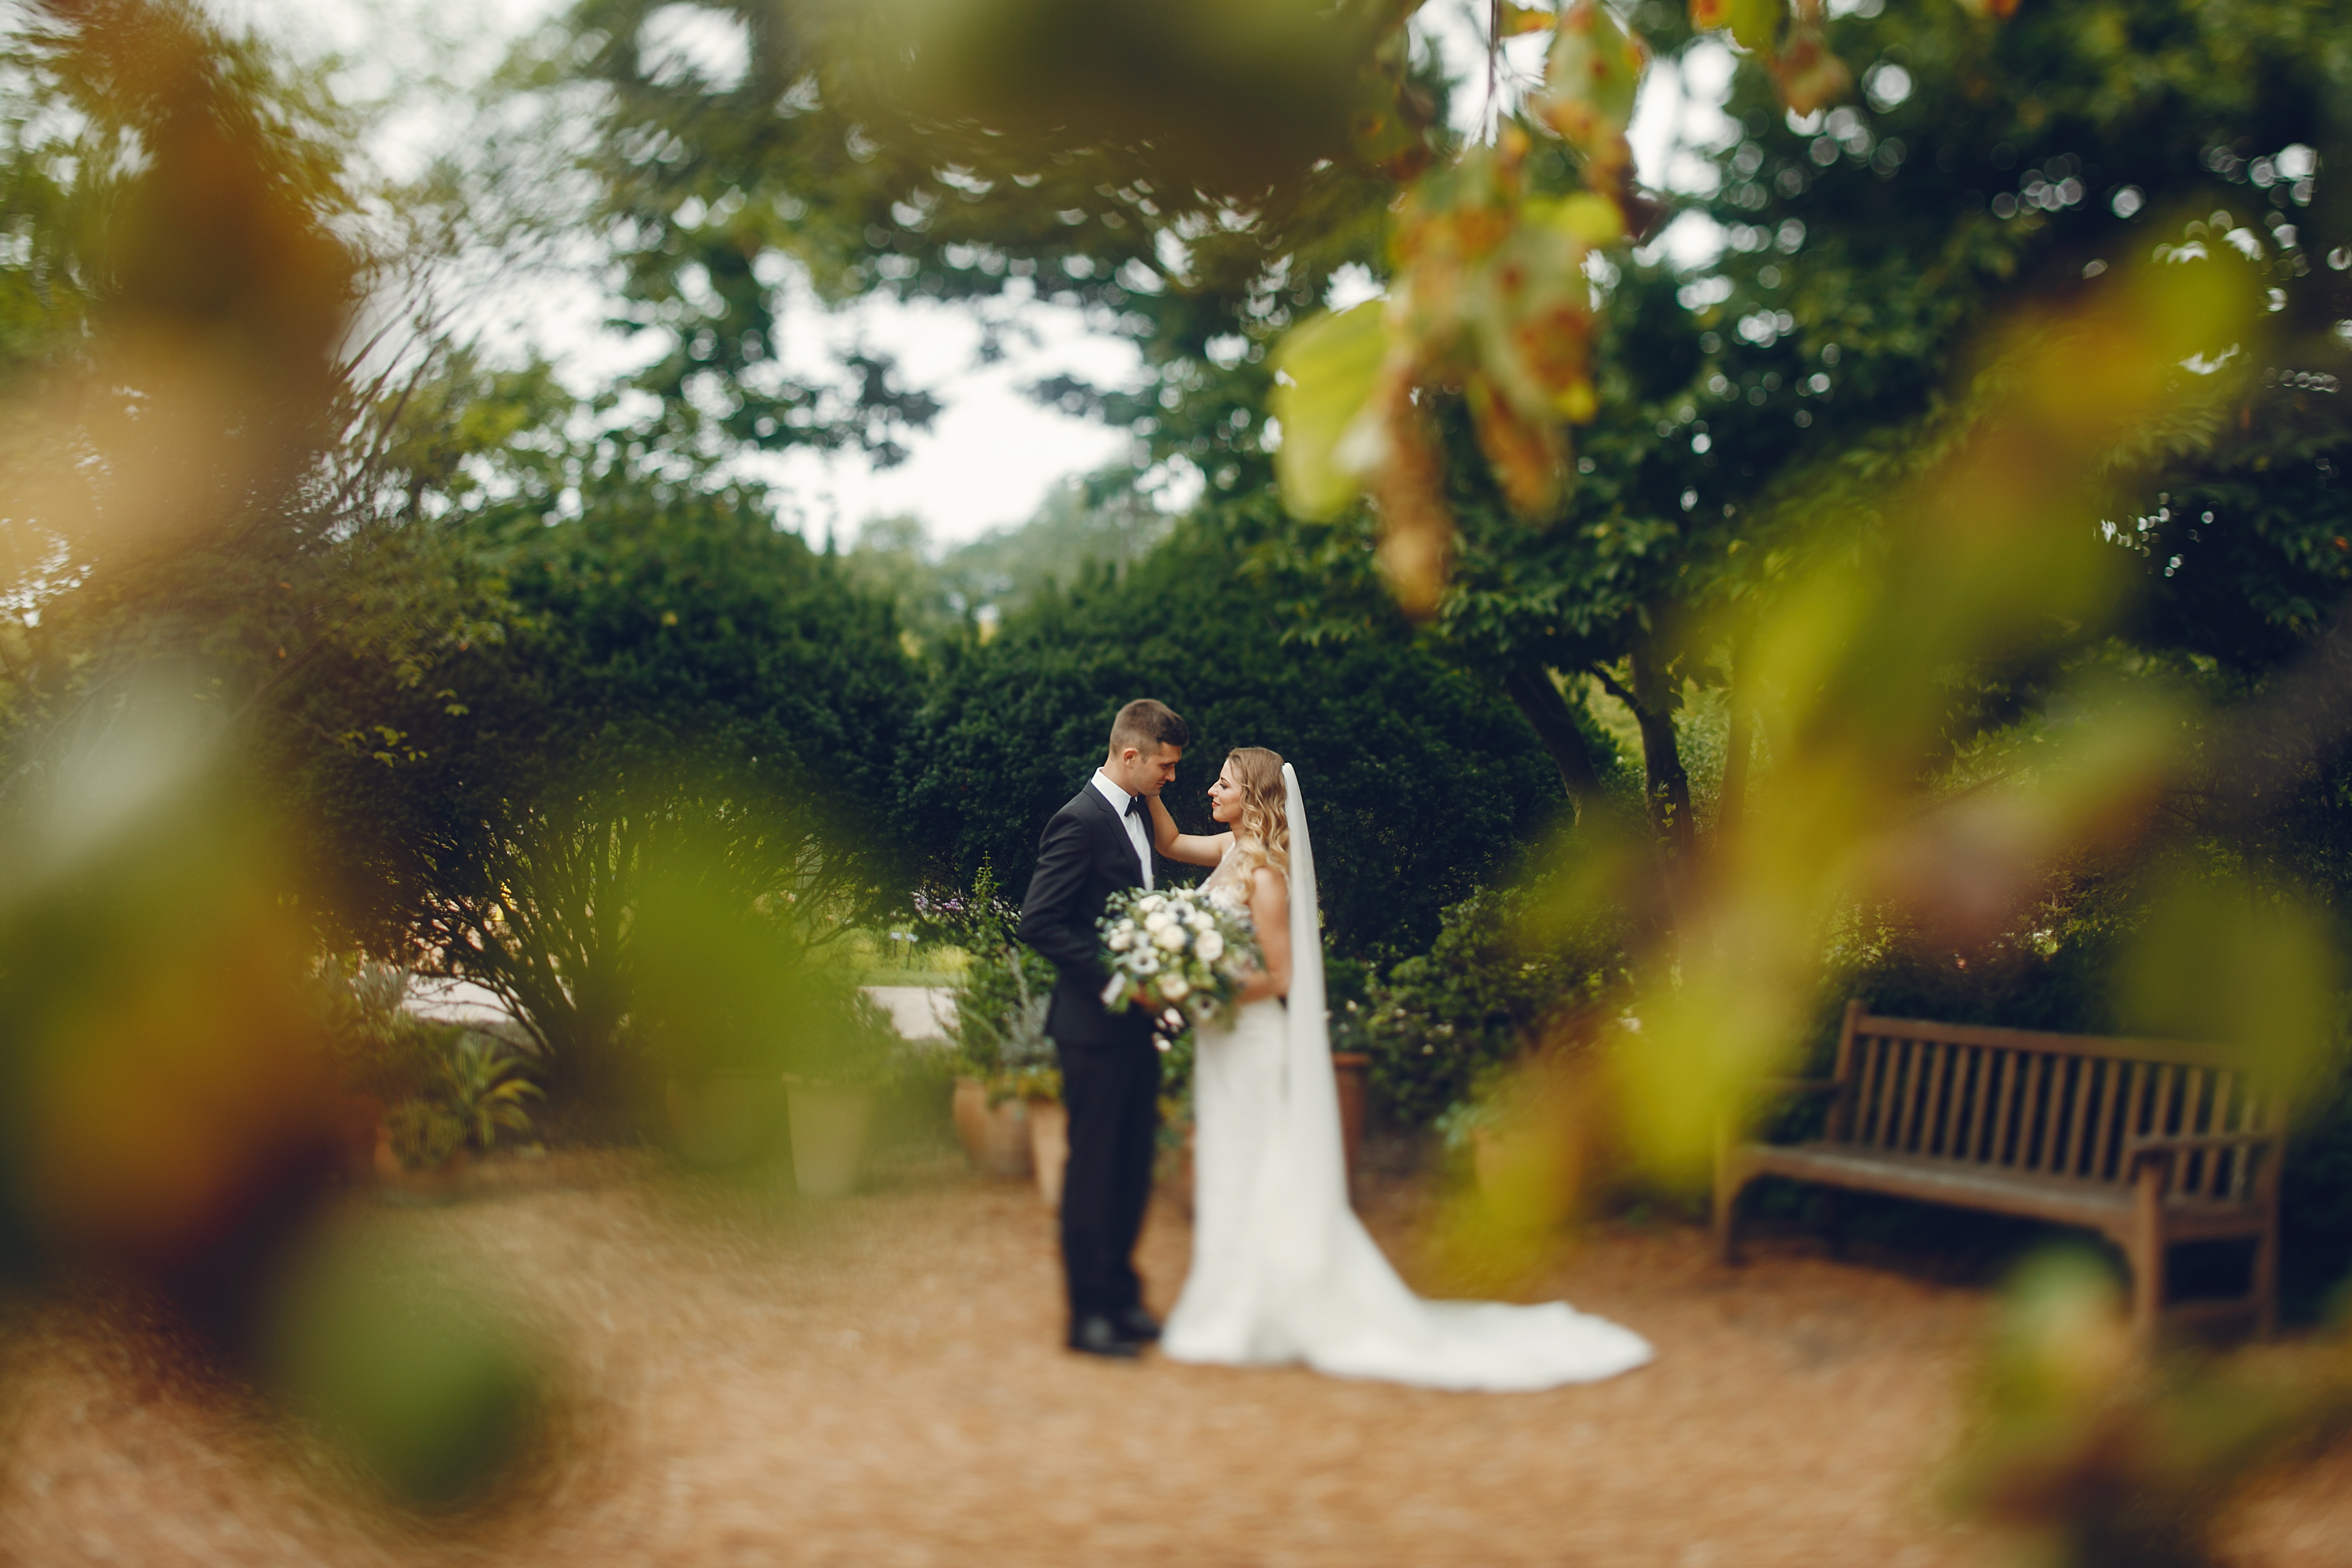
[1099,886,1256,1031]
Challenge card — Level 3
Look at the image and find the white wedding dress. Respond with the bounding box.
[1160,764,1654,1391]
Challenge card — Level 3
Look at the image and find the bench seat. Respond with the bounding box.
[1715,1003,2289,1340]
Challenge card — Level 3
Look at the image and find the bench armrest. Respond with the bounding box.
[2124,1130,2283,1201]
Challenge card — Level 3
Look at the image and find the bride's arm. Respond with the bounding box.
[1234,867,1292,1004]
[1147,791,1231,868]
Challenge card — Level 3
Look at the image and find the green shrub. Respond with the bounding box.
[1358,886,1632,1131]
[314,956,453,1104]
[381,1029,544,1169]
[385,1099,464,1169]
[902,518,1568,966]
[437,1033,544,1152]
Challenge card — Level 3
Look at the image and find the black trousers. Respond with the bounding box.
[1054,1029,1162,1322]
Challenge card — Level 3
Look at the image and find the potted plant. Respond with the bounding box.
[1015,1056,1066,1210]
[938,873,1059,1183]
[383,1030,544,1202]
[1436,1055,1586,1225]
[313,956,446,1183]
[781,987,907,1198]
[1322,980,1384,1204]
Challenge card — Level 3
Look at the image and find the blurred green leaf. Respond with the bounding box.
[1272,303,1390,521]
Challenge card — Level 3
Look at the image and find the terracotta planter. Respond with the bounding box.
[1332,1051,1370,1202]
[785,1081,876,1198]
[1027,1097,1069,1208]
[1470,1121,1578,1229]
[665,1071,785,1168]
[951,1077,1034,1179]
[326,1093,393,1183]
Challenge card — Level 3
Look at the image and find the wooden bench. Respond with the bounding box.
[1714,1001,2290,1339]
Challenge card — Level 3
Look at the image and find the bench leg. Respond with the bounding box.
[1712,1160,1748,1266]
[2128,1167,2164,1349]
[2252,1217,2280,1339]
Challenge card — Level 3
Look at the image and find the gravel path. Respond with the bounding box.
[4,1152,2347,1567]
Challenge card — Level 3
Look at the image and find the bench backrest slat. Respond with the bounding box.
[1933,1045,1970,1157]
[2020,1052,2055,1170]
[1918,1040,1953,1155]
[1990,1048,2022,1164]
[1838,1010,2286,1198]
[1853,1034,1891,1147]
[2061,1057,2098,1176]
[2090,1059,2128,1182]
[1963,1046,1995,1162]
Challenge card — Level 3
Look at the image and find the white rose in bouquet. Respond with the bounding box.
[1108,928,1133,951]
[1158,974,1190,1001]
[1153,923,1187,952]
[1197,929,1225,963]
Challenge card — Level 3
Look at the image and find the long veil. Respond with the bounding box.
[1274,763,1348,1284]
[1169,762,1654,1388]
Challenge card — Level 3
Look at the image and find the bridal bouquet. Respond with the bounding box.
[1097,886,1257,1030]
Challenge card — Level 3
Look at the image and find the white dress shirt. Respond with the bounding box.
[1091,769,1153,891]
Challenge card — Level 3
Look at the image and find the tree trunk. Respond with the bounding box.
[1500,663,1609,818]
[1598,651,1695,861]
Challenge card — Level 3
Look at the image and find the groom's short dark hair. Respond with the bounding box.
[1109,699,1189,755]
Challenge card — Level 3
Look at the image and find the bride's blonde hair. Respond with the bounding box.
[1225,747,1289,884]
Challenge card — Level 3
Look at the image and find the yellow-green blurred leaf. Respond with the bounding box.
[1271,303,1392,521]
[1728,0,1784,53]
[2115,876,2338,1092]
[1529,191,1626,247]
[1500,2,1556,37]
[1535,0,1647,150]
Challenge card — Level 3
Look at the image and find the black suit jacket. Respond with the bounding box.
[1020,782,1155,1050]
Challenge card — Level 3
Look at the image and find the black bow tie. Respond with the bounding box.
[1124,793,1146,819]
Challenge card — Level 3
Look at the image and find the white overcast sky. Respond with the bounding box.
[209,0,1732,548]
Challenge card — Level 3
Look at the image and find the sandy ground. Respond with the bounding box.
[4,1150,2349,1568]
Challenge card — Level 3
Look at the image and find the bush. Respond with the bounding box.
[1357,885,1632,1131]
[903,518,1567,965]
[385,1098,465,1169]
[291,473,922,1098]
[313,956,453,1105]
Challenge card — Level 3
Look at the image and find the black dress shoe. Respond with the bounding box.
[1068,1314,1147,1359]
[1114,1305,1162,1342]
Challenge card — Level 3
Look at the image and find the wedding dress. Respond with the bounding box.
[1160,764,1654,1391]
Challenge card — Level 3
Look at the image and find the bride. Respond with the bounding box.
[1144,748,1652,1391]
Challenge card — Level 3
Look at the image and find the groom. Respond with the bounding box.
[1020,698,1189,1358]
